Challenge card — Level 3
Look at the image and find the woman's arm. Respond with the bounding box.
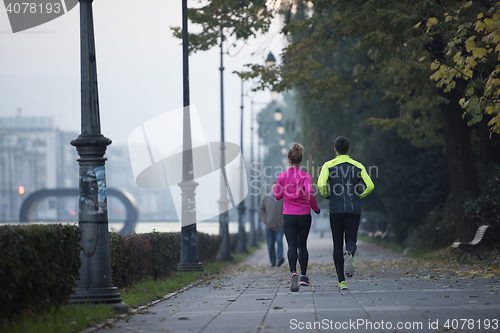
[304,174,320,213]
[275,173,284,201]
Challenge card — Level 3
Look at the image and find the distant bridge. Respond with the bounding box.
[19,188,138,235]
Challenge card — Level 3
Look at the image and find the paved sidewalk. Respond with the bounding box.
[95,232,500,333]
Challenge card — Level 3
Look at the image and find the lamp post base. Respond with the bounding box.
[70,287,129,313]
[177,262,204,272]
[216,208,234,262]
[235,204,248,254]
[216,253,234,262]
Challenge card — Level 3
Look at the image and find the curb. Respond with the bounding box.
[79,279,205,332]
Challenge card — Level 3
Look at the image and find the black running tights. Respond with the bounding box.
[283,214,311,275]
[330,213,361,282]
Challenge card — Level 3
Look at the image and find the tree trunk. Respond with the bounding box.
[439,86,479,242]
[429,35,480,242]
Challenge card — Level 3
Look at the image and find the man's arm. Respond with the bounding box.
[258,196,267,224]
[359,166,374,199]
[317,163,330,198]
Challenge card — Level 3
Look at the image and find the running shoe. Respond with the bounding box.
[299,275,310,286]
[290,272,299,292]
[339,281,348,290]
[277,257,285,267]
[344,251,355,277]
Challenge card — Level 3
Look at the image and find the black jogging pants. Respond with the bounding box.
[330,213,361,282]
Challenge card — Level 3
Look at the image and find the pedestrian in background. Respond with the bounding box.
[259,182,285,268]
[275,143,320,292]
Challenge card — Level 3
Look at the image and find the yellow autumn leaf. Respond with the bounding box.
[427,17,438,26]
[473,47,488,59]
[487,113,500,127]
[419,56,426,62]
[477,13,484,19]
[413,21,422,29]
[475,20,485,32]
[484,18,495,32]
[465,37,476,52]
[463,1,473,8]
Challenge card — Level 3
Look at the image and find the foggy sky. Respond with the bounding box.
[0,0,284,153]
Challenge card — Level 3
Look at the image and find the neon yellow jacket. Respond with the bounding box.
[317,155,374,214]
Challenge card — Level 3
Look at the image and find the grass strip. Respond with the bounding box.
[121,271,203,309]
[2,304,115,333]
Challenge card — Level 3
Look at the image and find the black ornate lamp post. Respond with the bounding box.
[216,27,234,262]
[256,117,264,242]
[70,0,127,312]
[177,0,203,272]
[249,99,263,243]
[266,52,278,101]
[236,78,248,253]
[246,100,257,249]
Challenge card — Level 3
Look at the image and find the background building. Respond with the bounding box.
[0,114,181,222]
[0,114,78,221]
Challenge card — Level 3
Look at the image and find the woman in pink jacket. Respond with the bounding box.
[275,143,320,292]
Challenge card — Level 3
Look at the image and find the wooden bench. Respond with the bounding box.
[452,225,490,262]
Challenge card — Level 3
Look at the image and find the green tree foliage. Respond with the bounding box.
[430,1,500,133]
[171,0,273,53]
[288,27,450,241]
[238,0,500,242]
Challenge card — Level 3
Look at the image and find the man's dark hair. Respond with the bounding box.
[334,136,350,155]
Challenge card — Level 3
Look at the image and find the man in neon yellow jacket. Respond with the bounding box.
[317,136,374,290]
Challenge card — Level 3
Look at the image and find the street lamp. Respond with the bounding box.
[266,52,278,101]
[216,25,234,262]
[265,52,276,70]
[177,0,203,272]
[249,99,263,244]
[274,108,283,122]
[277,125,285,135]
[70,0,127,312]
[236,78,248,254]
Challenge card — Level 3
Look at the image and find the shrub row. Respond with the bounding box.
[0,224,82,321]
[0,225,221,320]
[109,231,221,288]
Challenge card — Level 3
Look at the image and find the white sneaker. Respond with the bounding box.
[344,251,355,277]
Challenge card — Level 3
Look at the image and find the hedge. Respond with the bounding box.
[109,231,221,288]
[1,225,222,320]
[0,224,82,320]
